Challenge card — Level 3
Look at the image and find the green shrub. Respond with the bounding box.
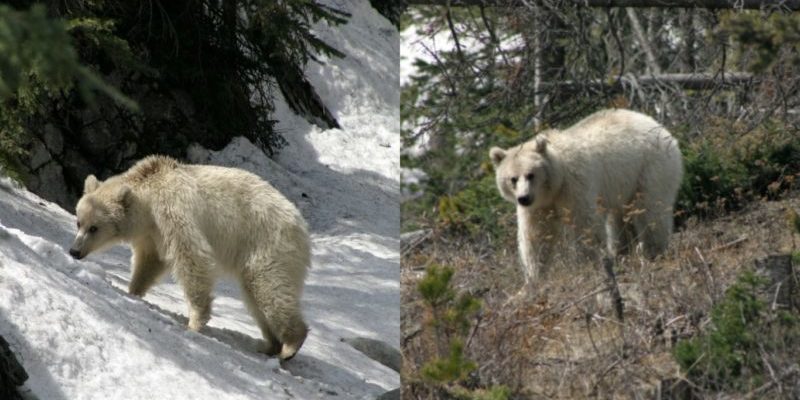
[0,4,132,178]
[676,118,800,220]
[437,174,512,239]
[421,338,477,382]
[417,264,508,399]
[674,271,800,391]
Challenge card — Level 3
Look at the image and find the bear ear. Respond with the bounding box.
[535,136,548,154]
[489,147,507,166]
[117,185,133,208]
[84,175,101,194]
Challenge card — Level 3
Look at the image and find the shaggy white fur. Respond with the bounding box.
[490,109,683,284]
[70,155,310,360]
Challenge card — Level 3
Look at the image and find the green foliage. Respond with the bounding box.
[718,12,800,73]
[419,264,481,337]
[464,386,511,400]
[676,118,800,220]
[0,5,76,98]
[437,174,510,239]
[674,271,800,391]
[1,0,348,180]
[417,264,508,399]
[421,338,477,382]
[419,264,457,307]
[0,4,133,177]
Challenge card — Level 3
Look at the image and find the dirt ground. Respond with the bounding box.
[402,193,800,399]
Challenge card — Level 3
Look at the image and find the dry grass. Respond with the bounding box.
[401,193,800,399]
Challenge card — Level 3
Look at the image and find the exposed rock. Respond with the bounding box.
[755,254,797,310]
[342,337,401,373]
[28,139,51,170]
[78,119,116,161]
[171,89,195,117]
[0,334,29,400]
[33,162,71,208]
[62,149,95,185]
[42,124,63,154]
[122,142,138,160]
[376,388,400,400]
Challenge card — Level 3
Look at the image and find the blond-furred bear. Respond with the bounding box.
[490,109,682,285]
[69,155,310,360]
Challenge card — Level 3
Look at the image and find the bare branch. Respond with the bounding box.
[538,72,754,92]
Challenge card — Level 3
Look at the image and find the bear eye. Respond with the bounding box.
[510,177,518,185]
[89,226,98,234]
[77,221,81,229]
[526,173,534,181]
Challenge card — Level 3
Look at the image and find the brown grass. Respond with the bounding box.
[401,193,800,399]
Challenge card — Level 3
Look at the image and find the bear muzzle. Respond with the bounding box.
[69,248,84,260]
[517,195,533,206]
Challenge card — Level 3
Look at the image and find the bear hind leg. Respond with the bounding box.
[242,261,308,361]
[240,278,282,356]
[632,200,673,259]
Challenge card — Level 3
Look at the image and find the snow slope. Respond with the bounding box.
[0,1,399,399]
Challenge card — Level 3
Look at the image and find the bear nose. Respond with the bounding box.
[517,195,532,206]
[69,248,82,259]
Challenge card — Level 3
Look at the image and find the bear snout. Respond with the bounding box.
[69,248,83,260]
[517,195,533,206]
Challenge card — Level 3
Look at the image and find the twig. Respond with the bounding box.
[694,247,718,302]
[758,344,778,392]
[502,283,607,335]
[465,312,482,349]
[401,229,433,256]
[593,357,623,393]
[742,364,799,400]
[710,235,748,252]
[602,257,624,322]
[585,312,601,357]
[771,281,783,311]
[444,2,464,62]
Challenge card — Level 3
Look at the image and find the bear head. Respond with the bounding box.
[69,175,133,260]
[490,135,554,209]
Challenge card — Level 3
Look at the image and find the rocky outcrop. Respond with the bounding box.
[18,88,204,211]
[342,337,401,373]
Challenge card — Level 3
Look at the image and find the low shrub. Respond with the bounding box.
[674,270,800,392]
[413,264,509,400]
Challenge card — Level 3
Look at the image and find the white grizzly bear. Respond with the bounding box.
[490,109,682,285]
[69,155,310,360]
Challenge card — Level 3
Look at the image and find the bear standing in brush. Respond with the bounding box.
[69,155,310,360]
[490,109,683,285]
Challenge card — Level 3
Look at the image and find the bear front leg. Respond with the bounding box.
[517,206,562,286]
[129,240,169,297]
[516,206,538,285]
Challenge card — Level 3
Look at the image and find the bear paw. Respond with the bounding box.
[257,339,282,357]
[279,342,301,361]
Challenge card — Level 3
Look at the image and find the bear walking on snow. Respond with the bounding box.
[69,155,310,360]
[490,109,683,285]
